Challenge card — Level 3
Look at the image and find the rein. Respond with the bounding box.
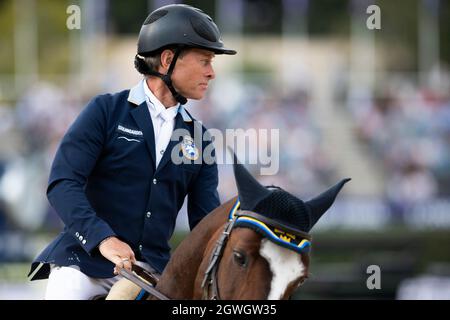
[200,199,242,299]
[201,214,238,300]
[119,268,170,300]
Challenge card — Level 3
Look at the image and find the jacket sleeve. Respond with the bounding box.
[187,132,220,230]
[47,95,116,255]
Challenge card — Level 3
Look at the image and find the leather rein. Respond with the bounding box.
[201,215,238,300]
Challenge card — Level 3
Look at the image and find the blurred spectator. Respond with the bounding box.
[397,275,450,300]
[350,67,450,220]
[15,82,80,161]
[0,82,81,233]
[386,160,438,224]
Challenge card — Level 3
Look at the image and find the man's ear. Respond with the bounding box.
[159,49,174,72]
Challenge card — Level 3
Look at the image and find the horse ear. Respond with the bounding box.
[228,147,271,210]
[305,178,351,231]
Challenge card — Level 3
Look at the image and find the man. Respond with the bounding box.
[28,4,236,300]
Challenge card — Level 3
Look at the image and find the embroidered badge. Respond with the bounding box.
[181,135,199,160]
[117,125,143,136]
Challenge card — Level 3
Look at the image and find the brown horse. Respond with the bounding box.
[108,158,350,300]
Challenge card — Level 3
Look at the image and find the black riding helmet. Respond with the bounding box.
[135,4,236,105]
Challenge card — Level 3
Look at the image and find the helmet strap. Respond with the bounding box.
[145,46,188,105]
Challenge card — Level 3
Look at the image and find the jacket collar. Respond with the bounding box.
[128,80,192,122]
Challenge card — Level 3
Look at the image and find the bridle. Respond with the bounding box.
[201,200,313,300]
[201,213,238,300]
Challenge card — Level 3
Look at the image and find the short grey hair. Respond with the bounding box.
[134,47,187,76]
[134,53,161,75]
[141,55,161,72]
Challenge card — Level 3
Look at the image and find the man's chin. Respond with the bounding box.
[185,94,204,101]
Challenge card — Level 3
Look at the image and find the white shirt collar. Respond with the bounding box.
[128,80,193,122]
[143,79,179,120]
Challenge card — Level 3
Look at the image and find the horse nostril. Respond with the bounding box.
[233,250,248,268]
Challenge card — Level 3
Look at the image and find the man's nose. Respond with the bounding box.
[206,65,215,80]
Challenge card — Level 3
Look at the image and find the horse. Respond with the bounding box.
[107,156,350,300]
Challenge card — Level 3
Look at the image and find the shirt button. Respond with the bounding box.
[153,178,157,184]
[146,211,151,218]
[160,150,164,155]
[139,245,143,251]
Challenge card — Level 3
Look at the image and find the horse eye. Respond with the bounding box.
[233,250,247,267]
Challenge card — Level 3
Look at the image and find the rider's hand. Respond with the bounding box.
[98,236,137,275]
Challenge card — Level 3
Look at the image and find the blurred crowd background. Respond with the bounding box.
[0,0,449,299]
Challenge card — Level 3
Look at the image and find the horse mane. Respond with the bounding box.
[154,197,238,299]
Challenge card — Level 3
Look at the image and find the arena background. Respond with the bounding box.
[0,0,449,299]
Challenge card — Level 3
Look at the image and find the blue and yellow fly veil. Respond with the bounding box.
[228,199,312,255]
[228,147,350,255]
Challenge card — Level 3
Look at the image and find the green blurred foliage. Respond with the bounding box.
[0,0,14,74]
[375,0,419,71]
[108,0,148,34]
[440,0,450,66]
[308,0,351,36]
[37,0,72,74]
[0,0,72,75]
[0,0,449,76]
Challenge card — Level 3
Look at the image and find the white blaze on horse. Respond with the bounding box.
[107,153,350,300]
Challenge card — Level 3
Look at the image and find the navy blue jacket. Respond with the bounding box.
[28,81,220,280]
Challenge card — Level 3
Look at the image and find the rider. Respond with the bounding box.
[28,4,236,299]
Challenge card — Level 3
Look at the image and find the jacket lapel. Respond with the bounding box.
[131,102,156,170]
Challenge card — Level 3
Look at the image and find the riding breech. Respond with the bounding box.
[44,261,154,300]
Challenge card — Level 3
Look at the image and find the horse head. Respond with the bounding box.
[154,152,350,300]
[194,153,350,299]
